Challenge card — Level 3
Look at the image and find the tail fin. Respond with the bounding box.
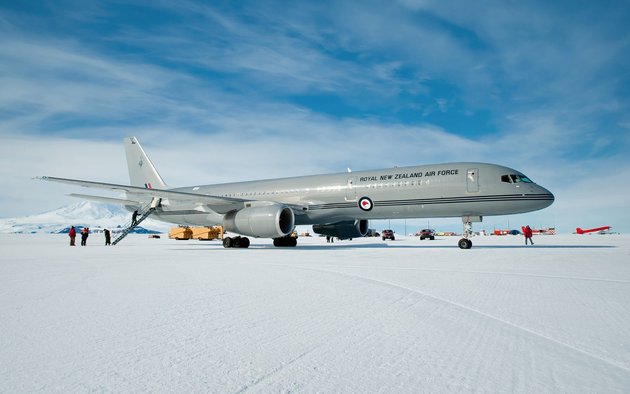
[124,137,168,189]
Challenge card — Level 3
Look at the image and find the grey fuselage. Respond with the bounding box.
[149,162,554,227]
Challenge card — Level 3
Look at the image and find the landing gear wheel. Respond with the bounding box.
[458,238,472,249]
[223,236,250,248]
[233,237,242,248]
[273,236,297,247]
[223,237,233,248]
[239,237,250,248]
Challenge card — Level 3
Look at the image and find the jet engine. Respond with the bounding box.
[223,204,295,238]
[312,219,369,239]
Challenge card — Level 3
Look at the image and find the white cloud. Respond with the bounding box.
[0,0,628,233]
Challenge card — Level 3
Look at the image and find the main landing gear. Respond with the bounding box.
[273,236,297,247]
[223,236,250,248]
[222,236,298,248]
[458,216,482,249]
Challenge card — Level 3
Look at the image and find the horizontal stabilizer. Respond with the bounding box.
[38,176,248,214]
[67,193,141,206]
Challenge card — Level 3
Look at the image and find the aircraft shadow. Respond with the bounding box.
[170,242,616,251]
[269,244,616,250]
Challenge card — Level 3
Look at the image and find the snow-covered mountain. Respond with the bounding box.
[0,201,170,234]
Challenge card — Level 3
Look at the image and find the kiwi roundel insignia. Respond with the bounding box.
[358,196,373,211]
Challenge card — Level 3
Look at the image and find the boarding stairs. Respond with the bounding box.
[112,203,156,245]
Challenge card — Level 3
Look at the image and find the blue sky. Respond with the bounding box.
[1,0,629,233]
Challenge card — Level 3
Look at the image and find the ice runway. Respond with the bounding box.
[1,234,629,392]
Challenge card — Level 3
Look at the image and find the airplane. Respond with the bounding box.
[576,226,612,234]
[38,137,554,249]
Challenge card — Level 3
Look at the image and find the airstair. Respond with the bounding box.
[112,203,156,245]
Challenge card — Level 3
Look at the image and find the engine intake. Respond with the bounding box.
[312,220,369,239]
[223,204,295,238]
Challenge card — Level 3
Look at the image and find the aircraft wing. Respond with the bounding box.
[38,176,308,215]
[38,176,248,214]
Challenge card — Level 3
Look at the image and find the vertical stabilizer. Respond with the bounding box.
[124,137,168,189]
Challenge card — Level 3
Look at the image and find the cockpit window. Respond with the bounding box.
[501,174,534,183]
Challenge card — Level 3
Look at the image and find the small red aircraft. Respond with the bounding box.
[575,226,611,234]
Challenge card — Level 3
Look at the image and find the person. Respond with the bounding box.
[104,229,111,246]
[80,227,89,246]
[69,226,76,246]
[131,210,139,226]
[523,225,534,245]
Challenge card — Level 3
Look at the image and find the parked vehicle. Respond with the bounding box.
[382,229,395,241]
[419,228,435,240]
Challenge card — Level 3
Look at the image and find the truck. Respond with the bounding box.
[169,226,224,241]
[419,229,435,240]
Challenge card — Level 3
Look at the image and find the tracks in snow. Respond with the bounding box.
[268,262,630,376]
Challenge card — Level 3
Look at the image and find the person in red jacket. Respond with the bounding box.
[523,225,534,245]
[80,227,89,246]
[68,226,76,246]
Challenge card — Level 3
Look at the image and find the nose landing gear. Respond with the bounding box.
[458,237,472,249]
[458,216,481,249]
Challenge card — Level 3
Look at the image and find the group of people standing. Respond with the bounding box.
[68,226,111,246]
[67,210,138,246]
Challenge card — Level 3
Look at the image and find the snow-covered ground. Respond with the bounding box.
[1,233,629,392]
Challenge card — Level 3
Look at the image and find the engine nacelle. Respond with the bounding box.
[223,204,295,238]
[312,220,369,239]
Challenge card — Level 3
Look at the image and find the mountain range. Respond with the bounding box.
[0,201,170,234]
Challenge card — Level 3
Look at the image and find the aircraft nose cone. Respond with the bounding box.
[539,186,555,208]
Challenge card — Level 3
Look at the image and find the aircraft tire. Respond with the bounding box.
[223,237,233,248]
[273,236,297,247]
[240,237,250,248]
[458,238,472,249]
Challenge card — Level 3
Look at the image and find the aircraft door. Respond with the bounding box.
[346,177,357,201]
[467,168,479,193]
